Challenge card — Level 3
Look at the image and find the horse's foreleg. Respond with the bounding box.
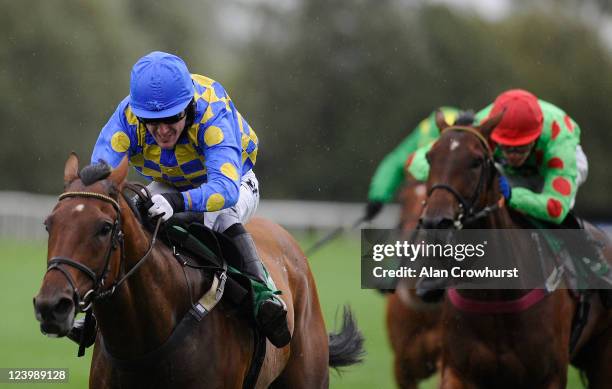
[581,326,612,389]
[387,293,441,389]
[439,367,470,389]
[392,356,418,389]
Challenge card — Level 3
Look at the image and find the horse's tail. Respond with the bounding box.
[328,305,365,369]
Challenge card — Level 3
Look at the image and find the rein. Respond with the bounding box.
[425,126,504,229]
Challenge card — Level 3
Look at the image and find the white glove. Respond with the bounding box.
[148,194,174,221]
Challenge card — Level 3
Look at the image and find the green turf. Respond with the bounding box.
[0,237,586,388]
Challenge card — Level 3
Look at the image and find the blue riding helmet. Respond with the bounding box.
[129,51,194,119]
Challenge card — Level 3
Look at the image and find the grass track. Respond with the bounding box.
[0,237,584,388]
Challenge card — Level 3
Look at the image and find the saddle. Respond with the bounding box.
[521,212,611,292]
[105,190,268,385]
[127,192,259,322]
[164,212,261,321]
[519,211,612,354]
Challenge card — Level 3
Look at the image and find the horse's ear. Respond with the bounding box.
[108,156,129,188]
[435,109,450,131]
[478,109,505,139]
[64,152,80,187]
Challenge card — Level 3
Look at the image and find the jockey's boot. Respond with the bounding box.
[66,316,97,347]
[575,248,612,309]
[563,215,612,309]
[228,224,291,348]
[415,276,448,303]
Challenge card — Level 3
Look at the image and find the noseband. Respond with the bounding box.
[46,189,161,312]
[425,126,504,229]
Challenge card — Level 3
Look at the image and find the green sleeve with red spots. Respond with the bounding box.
[368,107,459,202]
[405,140,434,182]
[476,101,581,224]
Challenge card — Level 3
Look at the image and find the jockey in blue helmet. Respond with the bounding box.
[71,51,290,348]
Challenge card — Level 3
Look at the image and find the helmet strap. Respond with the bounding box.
[183,99,196,130]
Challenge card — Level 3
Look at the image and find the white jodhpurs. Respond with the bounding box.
[147,169,260,233]
[575,145,588,188]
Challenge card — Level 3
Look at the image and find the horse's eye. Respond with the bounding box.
[98,222,113,237]
[470,158,483,169]
[43,218,51,232]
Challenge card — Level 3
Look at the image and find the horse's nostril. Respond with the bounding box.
[54,297,74,316]
[34,295,74,322]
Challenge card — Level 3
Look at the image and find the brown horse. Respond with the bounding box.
[386,180,444,389]
[33,154,364,388]
[418,112,612,388]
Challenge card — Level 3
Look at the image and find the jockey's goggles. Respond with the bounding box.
[138,110,186,125]
[499,143,534,154]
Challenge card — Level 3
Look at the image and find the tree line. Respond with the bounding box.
[2,0,612,218]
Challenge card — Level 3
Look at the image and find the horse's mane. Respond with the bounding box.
[78,161,146,224]
[454,110,475,126]
[80,161,112,186]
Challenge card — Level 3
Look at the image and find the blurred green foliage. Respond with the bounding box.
[1,0,611,217]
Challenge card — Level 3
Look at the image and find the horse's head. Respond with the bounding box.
[33,153,129,337]
[420,110,505,229]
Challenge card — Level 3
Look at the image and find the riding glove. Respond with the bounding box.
[148,193,185,221]
[498,175,512,201]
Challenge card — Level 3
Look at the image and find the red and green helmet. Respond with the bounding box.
[488,89,543,147]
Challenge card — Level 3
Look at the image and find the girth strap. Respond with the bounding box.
[100,271,227,369]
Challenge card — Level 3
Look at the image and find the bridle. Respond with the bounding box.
[424,126,504,229]
[44,184,228,360]
[45,188,162,313]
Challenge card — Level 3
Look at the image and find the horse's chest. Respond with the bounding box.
[449,337,561,387]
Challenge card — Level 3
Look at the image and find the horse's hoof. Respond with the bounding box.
[257,299,291,348]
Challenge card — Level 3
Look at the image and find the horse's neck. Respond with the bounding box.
[94,201,209,359]
[460,193,536,301]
